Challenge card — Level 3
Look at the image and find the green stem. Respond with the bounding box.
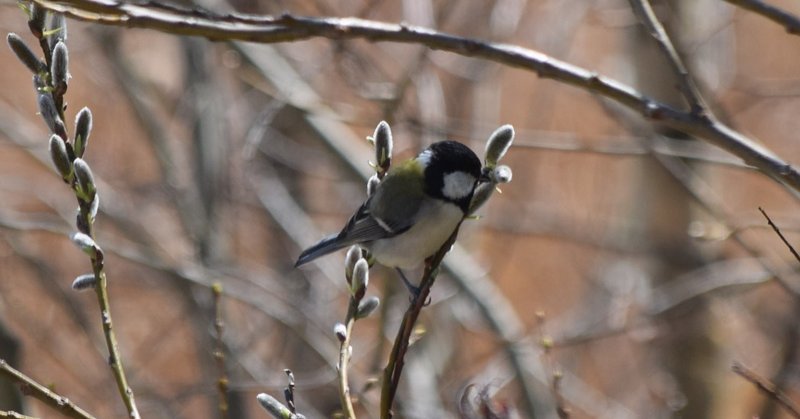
[92,267,140,419]
[80,197,140,418]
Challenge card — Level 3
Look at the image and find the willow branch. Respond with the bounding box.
[380,225,464,419]
[8,5,141,416]
[30,0,800,196]
[0,360,96,419]
[337,301,358,419]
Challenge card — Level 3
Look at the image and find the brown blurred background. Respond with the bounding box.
[3,0,800,417]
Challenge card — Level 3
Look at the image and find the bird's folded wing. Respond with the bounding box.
[339,204,412,243]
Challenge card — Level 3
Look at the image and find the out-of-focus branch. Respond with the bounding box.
[732,362,800,419]
[722,0,800,35]
[31,0,800,196]
[516,132,748,168]
[628,0,707,114]
[0,411,37,419]
[652,149,800,296]
[211,283,230,419]
[0,360,96,419]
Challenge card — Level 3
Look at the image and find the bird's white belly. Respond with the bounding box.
[367,200,463,269]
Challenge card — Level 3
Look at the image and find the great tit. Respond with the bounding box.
[295,140,484,271]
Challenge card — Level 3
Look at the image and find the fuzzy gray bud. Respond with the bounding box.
[47,13,67,51]
[333,322,347,343]
[89,193,100,222]
[351,258,369,299]
[37,92,65,137]
[51,41,69,94]
[73,107,92,158]
[490,165,512,184]
[484,124,514,168]
[468,181,495,215]
[355,296,380,319]
[373,121,392,175]
[7,33,45,74]
[70,232,98,257]
[49,134,72,181]
[73,158,96,202]
[33,73,46,91]
[28,4,47,39]
[344,245,362,284]
[72,274,97,291]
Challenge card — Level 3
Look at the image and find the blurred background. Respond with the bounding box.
[2,0,800,417]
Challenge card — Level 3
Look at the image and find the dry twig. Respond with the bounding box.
[0,360,96,419]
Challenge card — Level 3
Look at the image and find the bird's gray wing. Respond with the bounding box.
[338,202,412,243]
[295,202,410,267]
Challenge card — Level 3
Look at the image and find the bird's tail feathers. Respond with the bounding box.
[294,234,352,267]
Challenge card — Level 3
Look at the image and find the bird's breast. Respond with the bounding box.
[366,199,463,269]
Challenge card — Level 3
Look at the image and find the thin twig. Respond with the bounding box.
[759,207,800,264]
[722,0,800,35]
[31,0,800,196]
[212,283,230,419]
[628,0,707,115]
[732,361,800,418]
[0,359,96,419]
[338,300,358,419]
[88,256,141,419]
[536,313,569,418]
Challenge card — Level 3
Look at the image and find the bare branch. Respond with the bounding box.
[30,0,800,196]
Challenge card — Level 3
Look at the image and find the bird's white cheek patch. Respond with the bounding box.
[442,172,476,200]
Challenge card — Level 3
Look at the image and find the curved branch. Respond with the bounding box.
[723,0,800,35]
[33,0,800,195]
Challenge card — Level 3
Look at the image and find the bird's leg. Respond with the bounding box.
[395,268,433,306]
[395,268,421,299]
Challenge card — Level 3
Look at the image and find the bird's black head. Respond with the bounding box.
[419,141,483,213]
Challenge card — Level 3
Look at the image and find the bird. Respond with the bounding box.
[295,140,485,290]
